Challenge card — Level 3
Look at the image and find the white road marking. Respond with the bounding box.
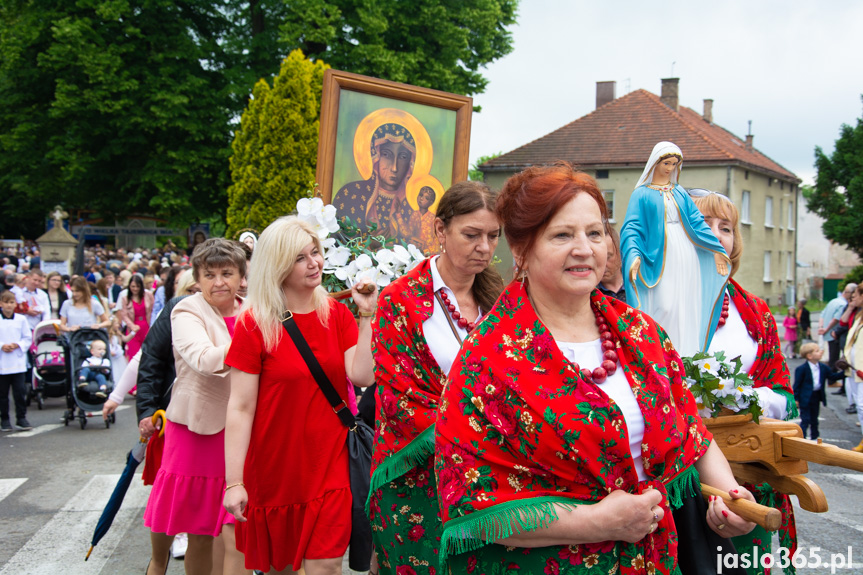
[0,478,27,504]
[0,474,150,575]
[8,424,64,438]
[2,404,132,439]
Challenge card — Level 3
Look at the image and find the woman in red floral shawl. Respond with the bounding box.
[434,165,756,575]
[368,181,504,574]
[692,189,799,575]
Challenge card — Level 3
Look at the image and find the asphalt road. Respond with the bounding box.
[1,358,861,574]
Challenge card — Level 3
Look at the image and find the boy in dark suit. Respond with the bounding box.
[794,343,844,440]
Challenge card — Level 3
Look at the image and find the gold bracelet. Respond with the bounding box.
[359,311,374,318]
[224,482,244,492]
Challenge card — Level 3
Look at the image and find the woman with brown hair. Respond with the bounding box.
[117,274,154,360]
[59,277,111,331]
[143,239,248,575]
[435,166,753,575]
[368,180,504,574]
[45,271,71,321]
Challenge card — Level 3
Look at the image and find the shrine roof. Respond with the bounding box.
[481,89,799,182]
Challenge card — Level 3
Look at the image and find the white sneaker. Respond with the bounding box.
[171,532,188,559]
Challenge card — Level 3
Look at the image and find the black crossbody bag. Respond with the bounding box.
[281,313,374,571]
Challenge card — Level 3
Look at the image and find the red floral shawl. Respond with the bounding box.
[369,258,443,497]
[435,281,712,575]
[727,279,796,418]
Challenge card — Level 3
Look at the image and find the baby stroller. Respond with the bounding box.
[62,328,116,430]
[29,320,67,410]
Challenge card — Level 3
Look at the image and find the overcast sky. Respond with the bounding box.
[468,0,863,186]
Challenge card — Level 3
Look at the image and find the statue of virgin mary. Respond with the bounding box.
[620,141,731,356]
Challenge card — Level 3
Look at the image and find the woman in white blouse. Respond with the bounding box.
[367,181,505,574]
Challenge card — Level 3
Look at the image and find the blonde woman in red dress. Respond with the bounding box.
[223,216,377,575]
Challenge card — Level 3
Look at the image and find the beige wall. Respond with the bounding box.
[482,164,796,304]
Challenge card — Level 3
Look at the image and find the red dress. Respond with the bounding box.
[226,302,358,572]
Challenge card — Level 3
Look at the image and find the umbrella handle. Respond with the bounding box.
[153,410,167,438]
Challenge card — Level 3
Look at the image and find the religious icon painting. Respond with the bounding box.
[316,69,472,255]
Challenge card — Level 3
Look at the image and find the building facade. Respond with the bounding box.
[481,78,800,304]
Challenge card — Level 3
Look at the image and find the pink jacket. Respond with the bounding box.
[165,293,234,435]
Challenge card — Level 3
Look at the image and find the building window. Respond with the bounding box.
[779,199,784,228]
[787,201,794,229]
[787,251,793,280]
[780,181,785,190]
[764,252,772,282]
[741,191,751,223]
[765,197,773,228]
[596,169,609,179]
[602,190,615,222]
[745,170,749,180]
[768,177,773,187]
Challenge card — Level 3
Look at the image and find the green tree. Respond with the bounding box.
[469,152,502,181]
[805,98,863,258]
[226,50,328,235]
[280,0,518,98]
[0,0,234,237]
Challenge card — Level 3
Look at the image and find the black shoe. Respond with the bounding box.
[0,420,12,432]
[846,406,857,414]
[833,390,846,395]
[15,419,33,431]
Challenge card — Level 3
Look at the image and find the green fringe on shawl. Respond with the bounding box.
[365,425,435,516]
[665,464,701,511]
[775,387,799,420]
[438,466,698,572]
[439,496,587,570]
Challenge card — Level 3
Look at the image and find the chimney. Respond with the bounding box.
[596,81,616,109]
[660,78,679,112]
[745,134,754,151]
[703,99,713,123]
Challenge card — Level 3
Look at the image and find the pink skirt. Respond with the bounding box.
[143,420,235,537]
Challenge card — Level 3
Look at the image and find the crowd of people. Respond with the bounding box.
[3,153,863,575]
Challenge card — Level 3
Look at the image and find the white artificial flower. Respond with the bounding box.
[324,246,352,272]
[296,197,339,239]
[714,378,735,398]
[693,356,720,375]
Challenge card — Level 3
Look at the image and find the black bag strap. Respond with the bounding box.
[281,313,356,429]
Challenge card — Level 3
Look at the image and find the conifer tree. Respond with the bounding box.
[227,50,328,235]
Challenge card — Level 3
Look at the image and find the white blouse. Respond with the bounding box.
[425,256,475,376]
[557,339,647,481]
[707,297,788,420]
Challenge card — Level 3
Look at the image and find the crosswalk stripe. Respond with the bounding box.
[0,478,27,504]
[0,474,150,575]
[1,405,133,439]
[10,424,63,438]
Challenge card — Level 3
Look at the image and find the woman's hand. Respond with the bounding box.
[102,399,119,420]
[352,280,379,316]
[594,488,664,543]
[706,487,756,538]
[629,257,641,284]
[223,484,248,522]
[714,252,729,275]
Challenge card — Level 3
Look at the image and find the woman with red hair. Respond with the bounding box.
[434,164,754,574]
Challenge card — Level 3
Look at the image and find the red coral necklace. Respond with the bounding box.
[439,290,479,331]
[572,305,620,384]
[716,294,731,327]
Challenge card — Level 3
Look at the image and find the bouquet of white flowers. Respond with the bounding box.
[295,197,426,293]
[682,350,762,423]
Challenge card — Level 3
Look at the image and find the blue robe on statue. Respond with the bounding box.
[621,183,730,355]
